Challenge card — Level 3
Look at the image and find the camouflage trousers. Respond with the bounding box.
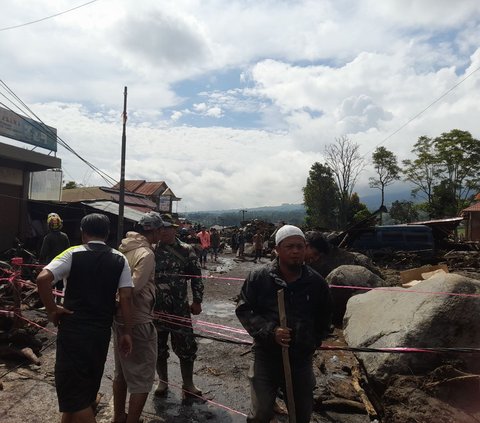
[154,312,198,362]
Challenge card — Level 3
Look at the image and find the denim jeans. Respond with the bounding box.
[246,350,315,423]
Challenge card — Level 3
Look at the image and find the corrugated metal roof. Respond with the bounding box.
[111,180,146,192]
[62,187,112,202]
[82,201,146,222]
[135,181,166,196]
[61,186,156,209]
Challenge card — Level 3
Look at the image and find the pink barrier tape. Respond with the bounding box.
[154,311,249,335]
[329,284,480,298]
[168,272,480,299]
[155,378,248,417]
[12,311,57,335]
[154,315,252,344]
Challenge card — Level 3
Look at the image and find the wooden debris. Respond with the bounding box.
[351,365,378,419]
[320,398,367,414]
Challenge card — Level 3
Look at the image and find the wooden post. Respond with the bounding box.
[277,289,296,423]
[117,86,127,247]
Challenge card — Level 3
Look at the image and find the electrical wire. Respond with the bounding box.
[0,80,118,186]
[0,0,100,32]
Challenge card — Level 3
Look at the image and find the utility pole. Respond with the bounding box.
[117,86,127,247]
[239,209,248,223]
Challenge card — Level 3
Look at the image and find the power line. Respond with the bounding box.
[0,0,100,32]
[367,63,480,156]
[0,80,118,186]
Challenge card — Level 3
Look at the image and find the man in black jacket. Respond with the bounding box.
[236,225,332,423]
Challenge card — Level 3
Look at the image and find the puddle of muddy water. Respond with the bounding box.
[201,300,236,319]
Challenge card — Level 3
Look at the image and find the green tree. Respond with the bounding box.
[63,181,78,189]
[347,192,369,224]
[429,180,459,218]
[303,162,339,229]
[325,136,365,227]
[389,200,419,223]
[403,135,439,210]
[369,146,401,207]
[433,129,480,215]
[404,130,480,217]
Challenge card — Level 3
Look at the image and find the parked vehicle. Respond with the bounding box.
[347,225,435,256]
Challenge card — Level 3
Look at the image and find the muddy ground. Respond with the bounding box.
[1,251,480,422]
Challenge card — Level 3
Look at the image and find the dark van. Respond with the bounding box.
[348,225,435,256]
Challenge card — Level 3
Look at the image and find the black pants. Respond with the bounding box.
[247,350,315,423]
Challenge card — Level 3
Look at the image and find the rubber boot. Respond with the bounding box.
[180,359,202,398]
[154,359,168,397]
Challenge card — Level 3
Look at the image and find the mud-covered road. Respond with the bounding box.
[1,253,371,423]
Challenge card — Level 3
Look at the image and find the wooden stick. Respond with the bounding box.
[351,365,378,419]
[277,289,296,423]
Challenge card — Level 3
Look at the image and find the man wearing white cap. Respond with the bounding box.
[236,225,333,423]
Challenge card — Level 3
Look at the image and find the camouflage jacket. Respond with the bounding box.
[154,238,204,315]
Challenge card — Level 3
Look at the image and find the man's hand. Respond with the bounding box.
[190,302,202,315]
[274,326,292,347]
[47,306,73,327]
[118,334,132,357]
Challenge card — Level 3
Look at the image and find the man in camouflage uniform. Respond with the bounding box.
[154,214,204,398]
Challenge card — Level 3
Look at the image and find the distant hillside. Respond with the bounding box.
[183,203,306,227]
[183,190,417,227]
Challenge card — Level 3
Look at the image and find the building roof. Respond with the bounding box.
[82,201,147,222]
[111,180,179,200]
[61,186,156,209]
[111,180,167,196]
[0,140,61,171]
[135,181,167,196]
[462,202,480,212]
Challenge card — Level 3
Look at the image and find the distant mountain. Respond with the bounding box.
[184,203,306,226]
[183,191,419,227]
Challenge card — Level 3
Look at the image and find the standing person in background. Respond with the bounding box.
[210,227,221,262]
[113,212,164,423]
[39,213,71,303]
[196,226,210,269]
[154,214,204,398]
[231,228,239,256]
[39,213,70,263]
[36,213,134,423]
[237,229,246,260]
[252,230,264,264]
[236,225,333,423]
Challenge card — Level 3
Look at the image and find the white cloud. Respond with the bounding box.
[1,0,480,211]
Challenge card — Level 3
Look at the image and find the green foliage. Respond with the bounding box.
[389,200,419,223]
[63,181,78,189]
[303,162,340,229]
[403,130,480,217]
[369,146,401,207]
[347,192,369,224]
[403,135,438,204]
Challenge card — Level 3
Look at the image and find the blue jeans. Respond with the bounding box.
[247,350,315,423]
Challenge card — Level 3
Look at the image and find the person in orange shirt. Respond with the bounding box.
[196,226,210,269]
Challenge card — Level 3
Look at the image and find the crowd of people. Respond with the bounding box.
[35,212,332,423]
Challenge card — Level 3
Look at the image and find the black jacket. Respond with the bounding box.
[236,259,332,360]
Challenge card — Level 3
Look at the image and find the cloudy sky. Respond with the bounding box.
[1,0,480,212]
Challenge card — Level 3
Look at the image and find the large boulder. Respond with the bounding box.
[343,272,480,386]
[326,265,386,325]
[310,247,382,279]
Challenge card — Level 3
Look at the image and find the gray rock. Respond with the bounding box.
[326,265,386,324]
[343,272,480,385]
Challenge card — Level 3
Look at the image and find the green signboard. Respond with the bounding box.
[0,107,57,152]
